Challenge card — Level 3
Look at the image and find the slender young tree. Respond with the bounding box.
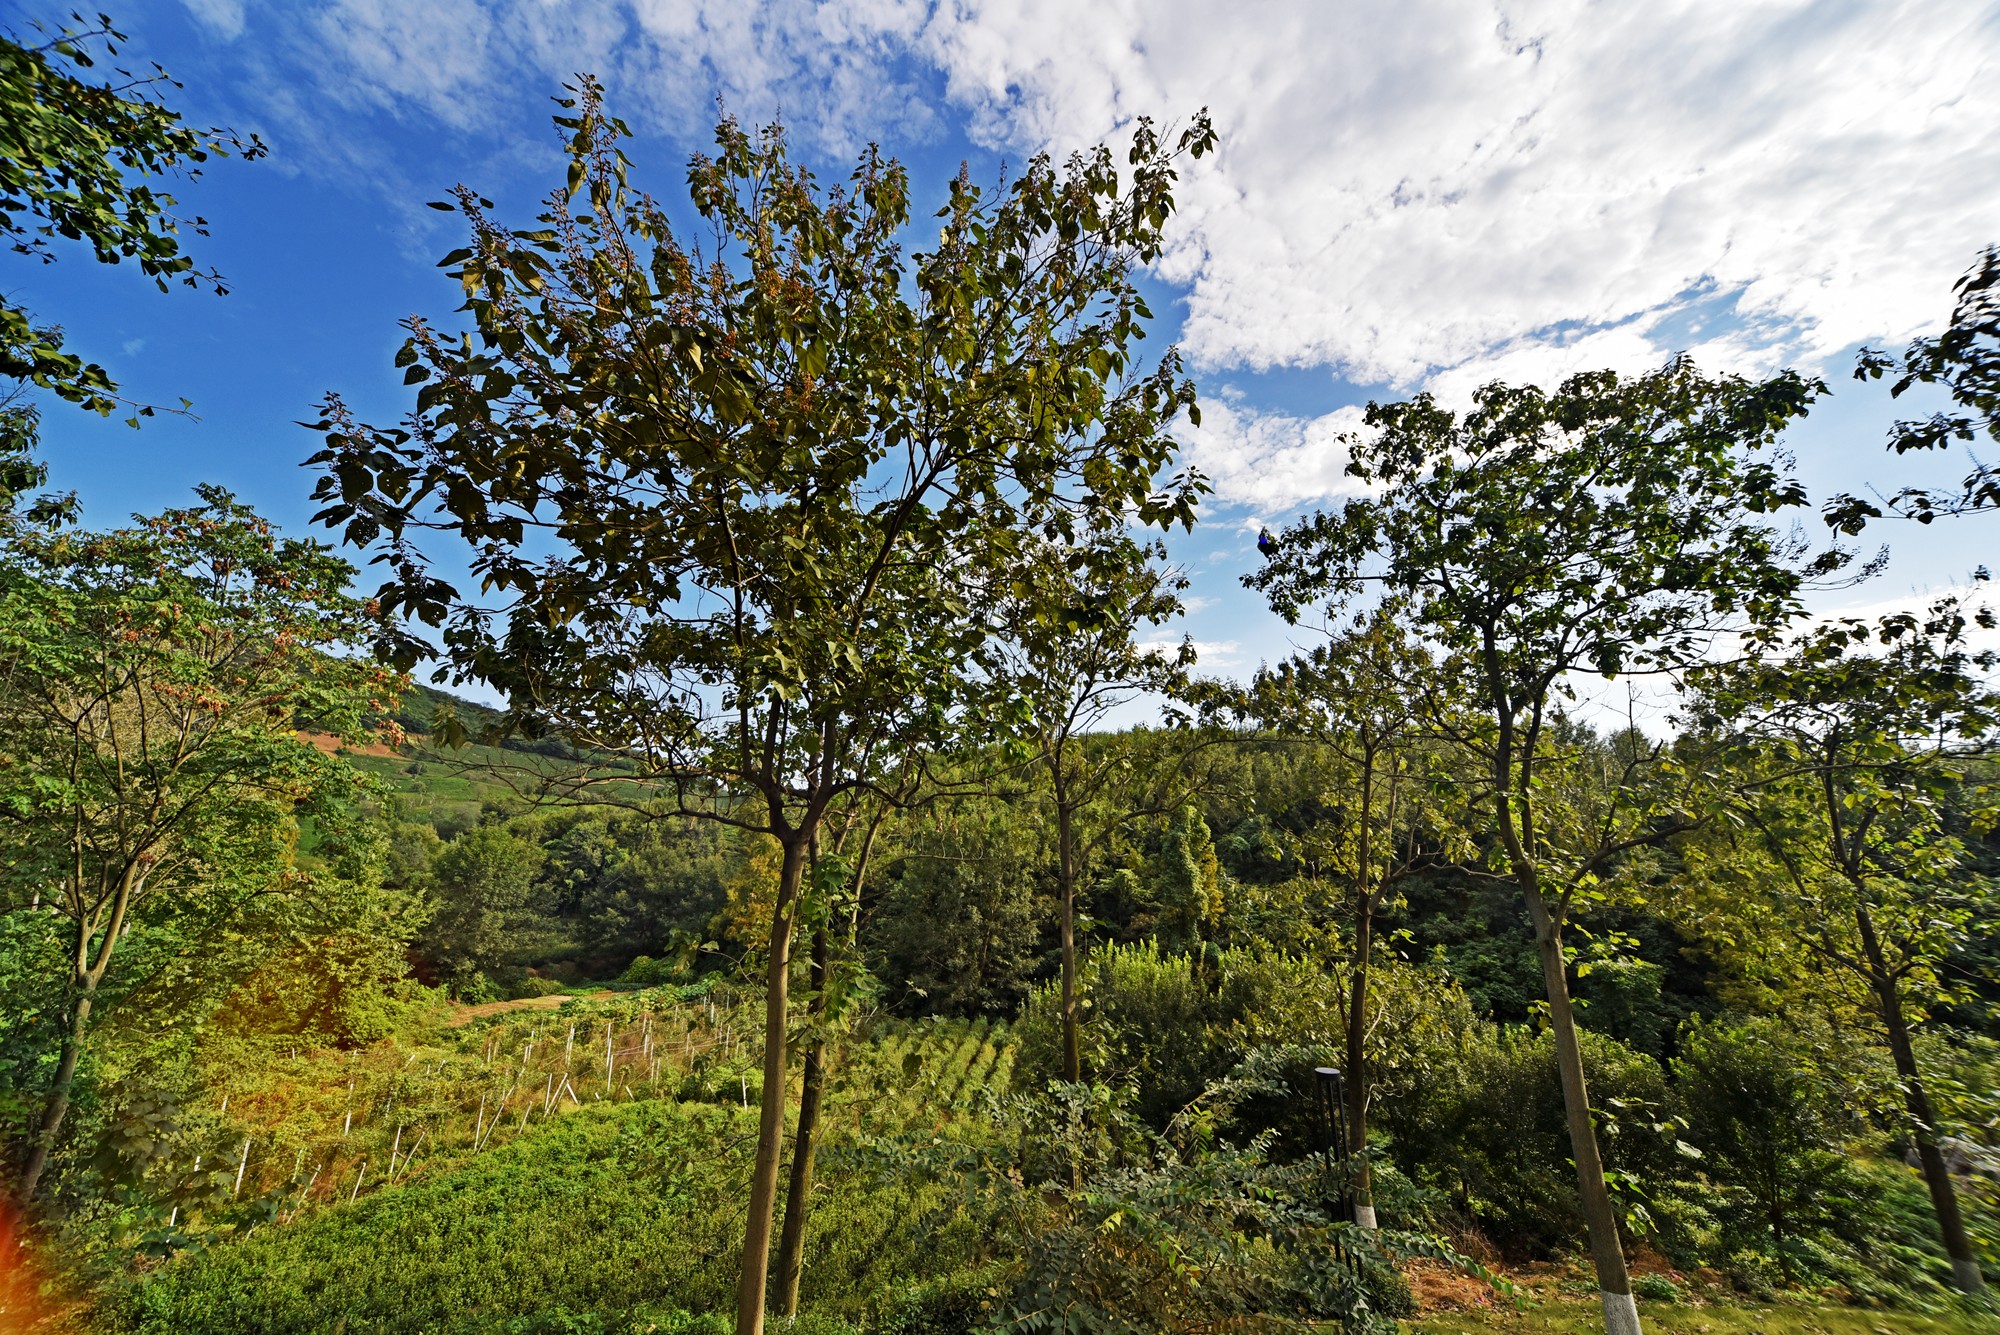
[771,759,919,1319]
[1251,358,1842,1335]
[1235,610,1468,1227]
[1685,600,1996,1296]
[987,528,1205,1082]
[307,83,1208,1335]
[0,489,392,1205]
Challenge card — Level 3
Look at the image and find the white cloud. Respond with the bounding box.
[1179,397,1370,512]
[181,0,247,39]
[238,0,941,154]
[924,0,2000,389]
[208,0,2000,513]
[621,0,941,149]
[1139,635,1241,668]
[304,0,503,132]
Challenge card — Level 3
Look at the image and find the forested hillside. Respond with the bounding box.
[2,10,1998,1335]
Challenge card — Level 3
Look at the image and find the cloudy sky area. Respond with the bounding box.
[17,0,2000,719]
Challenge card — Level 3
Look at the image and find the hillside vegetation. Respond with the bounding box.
[3,14,1997,1335]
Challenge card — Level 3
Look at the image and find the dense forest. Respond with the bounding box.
[1,12,1997,1335]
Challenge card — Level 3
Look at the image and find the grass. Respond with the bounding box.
[165,989,770,1234]
[84,1002,1016,1333]
[341,735,658,821]
[63,1001,2000,1335]
[103,1095,986,1333]
[113,1102,753,1333]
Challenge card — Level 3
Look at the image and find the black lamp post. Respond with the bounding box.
[1313,1066,1349,1220]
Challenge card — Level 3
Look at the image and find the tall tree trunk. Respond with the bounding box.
[773,921,829,1318]
[16,987,94,1207]
[1856,904,1988,1295]
[1057,798,1081,1084]
[19,867,138,1208]
[1347,752,1377,1228]
[1344,906,1375,1229]
[774,805,883,1318]
[1524,884,1640,1335]
[734,834,806,1335]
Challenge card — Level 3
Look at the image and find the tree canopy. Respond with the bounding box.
[0,9,261,468]
[308,81,1213,1335]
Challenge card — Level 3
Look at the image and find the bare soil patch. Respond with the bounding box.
[449,989,616,1026]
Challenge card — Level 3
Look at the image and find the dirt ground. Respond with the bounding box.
[1407,1254,1992,1335]
[297,730,402,759]
[448,989,615,1026]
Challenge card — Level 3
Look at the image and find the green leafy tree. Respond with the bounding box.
[1829,246,2000,530]
[0,9,262,489]
[1144,803,1224,950]
[1685,600,1998,1294]
[306,78,1209,1335]
[1251,358,1838,1335]
[0,487,395,1205]
[1673,1015,1868,1284]
[870,800,1047,1015]
[419,825,545,995]
[1232,612,1471,1228]
[986,528,1207,1082]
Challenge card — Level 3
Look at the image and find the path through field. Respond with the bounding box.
[450,990,616,1026]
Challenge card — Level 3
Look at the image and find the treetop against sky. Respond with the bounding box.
[11,0,2000,715]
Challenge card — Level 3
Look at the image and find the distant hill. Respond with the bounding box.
[323,682,648,832]
[391,682,584,762]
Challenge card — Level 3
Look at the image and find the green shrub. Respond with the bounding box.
[1357,1248,1417,1317]
[1015,940,1220,1126]
[1913,1029,2000,1266]
[1820,1155,1996,1304]
[220,930,431,1048]
[1381,1022,1678,1255]
[1632,1273,1679,1302]
[1672,1015,1870,1287]
[874,1265,1005,1335]
[614,954,681,990]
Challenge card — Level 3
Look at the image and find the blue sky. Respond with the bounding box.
[11,0,2000,719]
